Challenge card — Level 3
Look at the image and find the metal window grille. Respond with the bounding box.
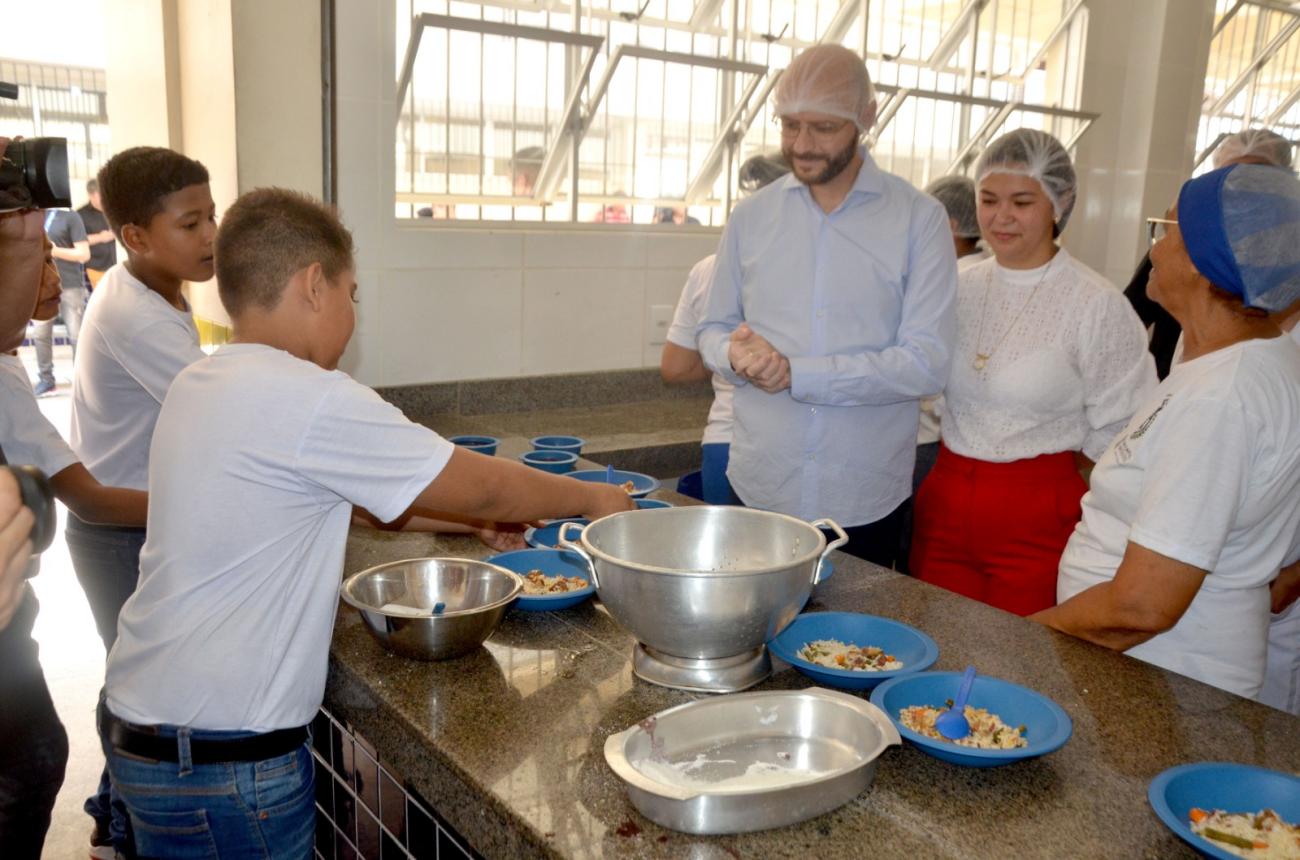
[394,0,1094,225]
[0,59,111,198]
[1195,0,1300,173]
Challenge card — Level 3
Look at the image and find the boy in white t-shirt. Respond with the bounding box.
[66,146,214,856]
[100,188,634,857]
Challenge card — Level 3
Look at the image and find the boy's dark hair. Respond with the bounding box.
[214,188,355,317]
[96,147,209,240]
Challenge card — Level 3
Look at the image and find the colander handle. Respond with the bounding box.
[809,518,848,585]
[557,521,599,589]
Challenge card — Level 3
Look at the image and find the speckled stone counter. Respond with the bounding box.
[324,505,1300,859]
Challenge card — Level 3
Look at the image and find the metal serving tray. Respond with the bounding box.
[603,687,900,834]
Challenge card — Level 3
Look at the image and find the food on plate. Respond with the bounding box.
[798,639,902,671]
[899,702,1028,749]
[620,480,636,493]
[1188,807,1300,858]
[521,569,589,595]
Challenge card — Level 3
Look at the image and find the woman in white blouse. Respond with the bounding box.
[1035,163,1300,699]
[910,129,1156,616]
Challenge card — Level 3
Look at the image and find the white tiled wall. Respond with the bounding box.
[332,0,719,387]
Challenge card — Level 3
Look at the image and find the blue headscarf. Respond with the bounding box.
[1177,163,1300,312]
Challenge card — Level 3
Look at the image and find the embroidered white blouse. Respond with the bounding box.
[941,248,1157,463]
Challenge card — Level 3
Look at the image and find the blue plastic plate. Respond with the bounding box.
[870,671,1073,767]
[1148,762,1300,859]
[485,548,595,611]
[769,611,938,691]
[530,435,585,455]
[568,469,659,498]
[635,498,673,510]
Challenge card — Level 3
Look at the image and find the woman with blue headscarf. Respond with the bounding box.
[1033,163,1300,700]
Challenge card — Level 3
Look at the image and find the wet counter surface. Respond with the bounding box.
[326,473,1299,859]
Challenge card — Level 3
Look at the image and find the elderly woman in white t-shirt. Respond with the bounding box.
[910,130,1156,616]
[1034,164,1300,700]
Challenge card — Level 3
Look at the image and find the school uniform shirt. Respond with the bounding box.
[942,250,1157,463]
[105,344,454,732]
[1058,335,1300,698]
[0,354,78,477]
[698,149,957,526]
[69,263,205,491]
[665,254,734,445]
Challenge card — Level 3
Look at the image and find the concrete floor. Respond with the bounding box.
[16,346,109,860]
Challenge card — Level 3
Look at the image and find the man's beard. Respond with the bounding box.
[782,136,858,186]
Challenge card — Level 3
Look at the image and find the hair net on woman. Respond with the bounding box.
[925,175,980,237]
[1177,163,1300,313]
[975,129,1078,231]
[772,44,877,130]
[1212,128,1294,170]
[738,153,790,194]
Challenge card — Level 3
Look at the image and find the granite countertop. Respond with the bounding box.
[325,490,1299,859]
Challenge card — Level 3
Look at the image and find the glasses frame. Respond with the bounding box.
[776,117,856,143]
[1146,217,1178,248]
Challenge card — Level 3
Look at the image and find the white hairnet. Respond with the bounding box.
[925,175,980,238]
[773,44,877,130]
[975,129,1078,231]
[1212,128,1294,170]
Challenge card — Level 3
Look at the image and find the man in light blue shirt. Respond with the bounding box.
[698,44,957,567]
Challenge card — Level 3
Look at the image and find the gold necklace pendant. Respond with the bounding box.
[973,353,989,371]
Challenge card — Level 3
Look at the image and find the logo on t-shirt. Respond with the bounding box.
[1129,394,1172,441]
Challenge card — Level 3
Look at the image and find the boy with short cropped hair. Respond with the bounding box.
[101,187,633,856]
[68,145,215,857]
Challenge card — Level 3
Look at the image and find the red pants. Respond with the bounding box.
[910,445,1086,616]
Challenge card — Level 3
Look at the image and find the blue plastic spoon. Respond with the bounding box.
[935,666,977,740]
[605,463,614,484]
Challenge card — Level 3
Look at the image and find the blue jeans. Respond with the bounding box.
[700,442,742,505]
[102,711,315,859]
[65,515,146,852]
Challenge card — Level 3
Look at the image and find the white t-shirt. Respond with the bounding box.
[70,263,205,491]
[1058,335,1300,698]
[666,254,734,446]
[942,250,1157,462]
[0,354,78,477]
[106,344,454,731]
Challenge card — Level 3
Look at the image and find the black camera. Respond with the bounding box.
[1,81,71,213]
[5,466,57,558]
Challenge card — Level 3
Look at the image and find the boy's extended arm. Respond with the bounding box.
[412,448,635,524]
[49,464,148,527]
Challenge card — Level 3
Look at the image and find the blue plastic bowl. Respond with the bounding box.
[485,548,595,611]
[869,671,1073,767]
[1149,763,1300,859]
[520,450,578,473]
[524,518,590,549]
[448,435,499,456]
[769,612,938,691]
[635,498,674,510]
[569,469,659,498]
[530,435,585,456]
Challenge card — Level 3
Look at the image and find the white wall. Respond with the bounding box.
[333,0,717,387]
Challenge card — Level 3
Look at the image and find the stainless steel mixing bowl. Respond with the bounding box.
[339,558,522,660]
[558,506,846,660]
[604,687,901,834]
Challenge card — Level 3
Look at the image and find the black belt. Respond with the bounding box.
[102,707,307,765]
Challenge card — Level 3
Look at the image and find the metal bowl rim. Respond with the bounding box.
[576,506,829,576]
[339,556,524,618]
[604,687,899,800]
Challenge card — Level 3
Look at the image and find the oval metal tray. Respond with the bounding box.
[604,687,900,834]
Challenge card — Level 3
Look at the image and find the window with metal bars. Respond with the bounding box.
[0,59,110,198]
[1195,0,1300,174]
[394,0,1093,225]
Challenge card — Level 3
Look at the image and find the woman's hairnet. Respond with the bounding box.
[925,175,980,238]
[772,44,877,130]
[975,129,1078,231]
[738,153,790,194]
[1177,163,1300,313]
[1212,128,1294,170]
